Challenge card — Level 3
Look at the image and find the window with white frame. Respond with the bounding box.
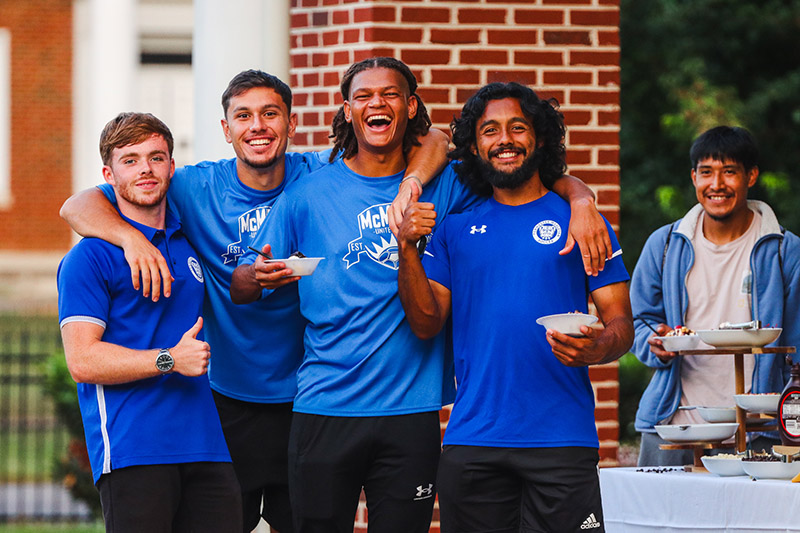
[0,28,10,208]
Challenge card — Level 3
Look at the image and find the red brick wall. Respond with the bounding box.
[290,1,621,530]
[0,0,73,251]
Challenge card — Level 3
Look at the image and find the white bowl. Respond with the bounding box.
[734,393,780,414]
[654,334,702,352]
[535,313,598,336]
[697,406,737,423]
[701,455,746,476]
[742,460,800,480]
[696,328,782,348]
[265,257,324,276]
[655,423,739,443]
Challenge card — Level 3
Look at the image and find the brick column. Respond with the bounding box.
[290,1,621,529]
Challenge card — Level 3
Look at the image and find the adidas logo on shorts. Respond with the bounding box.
[580,513,601,529]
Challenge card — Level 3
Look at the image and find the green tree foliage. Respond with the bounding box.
[620,0,800,269]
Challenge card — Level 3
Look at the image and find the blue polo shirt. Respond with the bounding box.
[57,211,231,483]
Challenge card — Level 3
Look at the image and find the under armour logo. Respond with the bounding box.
[414,483,434,500]
[470,225,487,234]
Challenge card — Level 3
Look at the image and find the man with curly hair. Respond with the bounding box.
[395,82,634,533]
[233,60,615,532]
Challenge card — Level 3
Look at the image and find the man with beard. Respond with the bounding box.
[631,126,800,466]
[232,62,614,532]
[394,82,634,533]
[57,113,241,532]
[59,70,450,533]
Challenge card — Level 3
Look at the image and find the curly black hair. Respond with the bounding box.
[449,82,567,197]
[329,57,431,162]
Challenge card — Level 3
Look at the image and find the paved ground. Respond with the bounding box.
[0,483,91,520]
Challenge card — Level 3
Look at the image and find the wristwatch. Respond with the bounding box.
[155,348,174,373]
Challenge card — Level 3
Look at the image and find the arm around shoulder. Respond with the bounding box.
[60,186,173,301]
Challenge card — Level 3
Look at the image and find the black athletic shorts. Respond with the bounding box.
[212,391,294,532]
[437,445,605,533]
[96,462,241,533]
[288,411,441,533]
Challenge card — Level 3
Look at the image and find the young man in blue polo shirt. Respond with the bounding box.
[57,112,240,532]
[394,82,634,533]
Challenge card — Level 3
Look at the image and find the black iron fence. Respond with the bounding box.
[0,315,94,522]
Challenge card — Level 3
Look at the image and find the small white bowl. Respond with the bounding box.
[697,406,737,423]
[654,334,702,352]
[265,257,324,276]
[535,313,598,336]
[734,393,780,414]
[655,422,739,443]
[742,460,800,480]
[701,455,746,476]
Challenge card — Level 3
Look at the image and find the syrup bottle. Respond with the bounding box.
[779,355,800,446]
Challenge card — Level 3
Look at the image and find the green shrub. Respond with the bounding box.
[617,352,653,444]
[42,353,102,520]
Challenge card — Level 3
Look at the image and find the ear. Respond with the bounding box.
[343,101,352,123]
[690,168,698,188]
[470,143,477,156]
[221,118,232,144]
[407,95,418,120]
[169,158,176,178]
[288,113,298,139]
[102,165,115,186]
[747,166,759,188]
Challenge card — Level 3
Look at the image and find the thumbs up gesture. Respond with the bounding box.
[170,317,211,377]
[390,178,437,251]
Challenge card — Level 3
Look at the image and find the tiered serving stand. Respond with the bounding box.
[659,346,795,471]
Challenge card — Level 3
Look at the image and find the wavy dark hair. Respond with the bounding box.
[328,57,431,162]
[221,69,293,116]
[449,82,567,197]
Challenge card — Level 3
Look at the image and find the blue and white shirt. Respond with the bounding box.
[239,160,479,416]
[57,211,230,483]
[423,192,630,448]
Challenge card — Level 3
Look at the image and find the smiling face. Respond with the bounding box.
[221,86,297,171]
[342,67,418,155]
[472,97,541,188]
[691,157,758,222]
[102,133,174,210]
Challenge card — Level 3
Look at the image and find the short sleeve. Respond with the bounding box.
[588,220,630,292]
[57,243,112,328]
[422,221,452,290]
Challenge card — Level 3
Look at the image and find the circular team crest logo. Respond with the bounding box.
[532,220,562,245]
[187,257,204,283]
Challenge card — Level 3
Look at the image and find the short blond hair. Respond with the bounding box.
[99,112,174,166]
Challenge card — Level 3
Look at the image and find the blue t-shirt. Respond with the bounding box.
[423,192,630,448]
[57,212,230,483]
[98,151,328,402]
[239,160,479,416]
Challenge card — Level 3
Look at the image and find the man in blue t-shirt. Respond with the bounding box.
[395,83,634,533]
[232,59,619,533]
[59,70,450,533]
[57,113,240,532]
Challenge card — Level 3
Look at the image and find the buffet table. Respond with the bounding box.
[599,467,800,532]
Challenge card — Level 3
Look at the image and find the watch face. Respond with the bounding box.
[156,350,174,372]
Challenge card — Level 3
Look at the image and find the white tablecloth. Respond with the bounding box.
[599,467,800,532]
